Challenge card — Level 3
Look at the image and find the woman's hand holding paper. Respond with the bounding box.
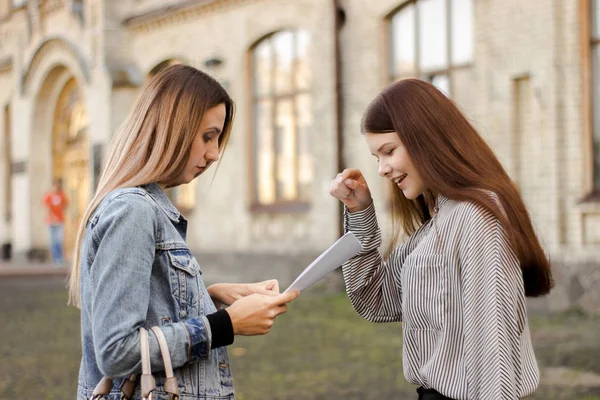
[207,280,280,307]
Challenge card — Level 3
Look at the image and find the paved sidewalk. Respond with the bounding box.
[0,260,68,277]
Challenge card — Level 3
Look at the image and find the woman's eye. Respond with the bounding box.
[384,149,394,156]
[203,135,212,143]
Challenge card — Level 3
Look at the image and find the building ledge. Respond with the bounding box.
[122,0,216,28]
[122,0,259,32]
[578,192,600,213]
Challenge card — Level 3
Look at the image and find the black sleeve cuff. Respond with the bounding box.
[206,309,234,349]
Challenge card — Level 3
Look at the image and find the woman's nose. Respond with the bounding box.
[205,143,219,162]
[378,161,391,177]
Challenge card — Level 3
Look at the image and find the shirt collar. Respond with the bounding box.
[142,183,183,223]
[436,193,449,209]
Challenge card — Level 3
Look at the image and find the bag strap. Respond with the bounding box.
[119,374,138,400]
[90,328,153,400]
[90,370,137,400]
[151,326,180,400]
[90,376,114,399]
[139,327,156,400]
[91,326,179,400]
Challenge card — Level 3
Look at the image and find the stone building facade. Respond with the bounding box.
[0,0,599,312]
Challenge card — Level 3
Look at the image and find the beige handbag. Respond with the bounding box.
[90,327,179,400]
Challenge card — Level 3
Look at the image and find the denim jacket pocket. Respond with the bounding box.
[168,249,201,275]
[166,249,201,319]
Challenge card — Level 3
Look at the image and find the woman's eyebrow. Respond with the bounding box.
[205,127,222,134]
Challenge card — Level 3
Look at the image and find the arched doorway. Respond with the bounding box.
[51,77,90,259]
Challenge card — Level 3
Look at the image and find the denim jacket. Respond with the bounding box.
[76,183,234,399]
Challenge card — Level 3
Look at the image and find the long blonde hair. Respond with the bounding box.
[68,64,235,306]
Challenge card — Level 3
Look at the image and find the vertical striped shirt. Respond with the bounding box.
[342,194,539,400]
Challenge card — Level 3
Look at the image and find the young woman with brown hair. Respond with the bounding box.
[329,78,553,400]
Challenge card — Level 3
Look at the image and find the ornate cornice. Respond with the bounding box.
[40,0,66,19]
[123,0,264,33]
[0,4,26,25]
[20,36,90,95]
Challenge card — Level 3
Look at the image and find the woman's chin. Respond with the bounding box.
[402,189,419,200]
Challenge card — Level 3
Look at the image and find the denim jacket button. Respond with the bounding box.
[179,310,187,318]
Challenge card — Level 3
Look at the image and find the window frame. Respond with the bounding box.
[385,0,474,95]
[586,0,600,199]
[248,30,312,213]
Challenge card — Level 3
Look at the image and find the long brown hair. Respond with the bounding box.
[68,64,235,306]
[362,78,553,297]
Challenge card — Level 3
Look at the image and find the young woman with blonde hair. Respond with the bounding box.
[330,79,553,400]
[71,64,299,399]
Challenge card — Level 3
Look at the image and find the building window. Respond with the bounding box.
[592,0,600,191]
[388,0,474,95]
[251,30,312,209]
[72,0,84,23]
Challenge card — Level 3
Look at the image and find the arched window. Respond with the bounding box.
[388,0,473,95]
[250,30,312,210]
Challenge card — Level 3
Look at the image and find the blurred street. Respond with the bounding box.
[1,263,600,400]
[0,260,66,277]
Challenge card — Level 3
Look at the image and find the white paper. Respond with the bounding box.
[284,232,363,293]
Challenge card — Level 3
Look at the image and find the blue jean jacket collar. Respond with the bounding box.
[143,183,183,223]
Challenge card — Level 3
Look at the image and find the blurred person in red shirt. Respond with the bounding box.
[43,179,69,266]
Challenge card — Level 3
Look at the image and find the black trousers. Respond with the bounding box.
[417,387,454,400]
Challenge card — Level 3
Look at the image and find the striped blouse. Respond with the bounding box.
[342,194,540,400]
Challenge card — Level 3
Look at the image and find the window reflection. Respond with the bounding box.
[256,99,275,204]
[389,0,474,97]
[418,0,447,72]
[274,31,294,95]
[252,30,312,206]
[390,4,415,77]
[296,94,313,201]
[276,99,296,200]
[254,41,272,98]
[430,74,450,96]
[451,0,474,65]
[296,30,311,90]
